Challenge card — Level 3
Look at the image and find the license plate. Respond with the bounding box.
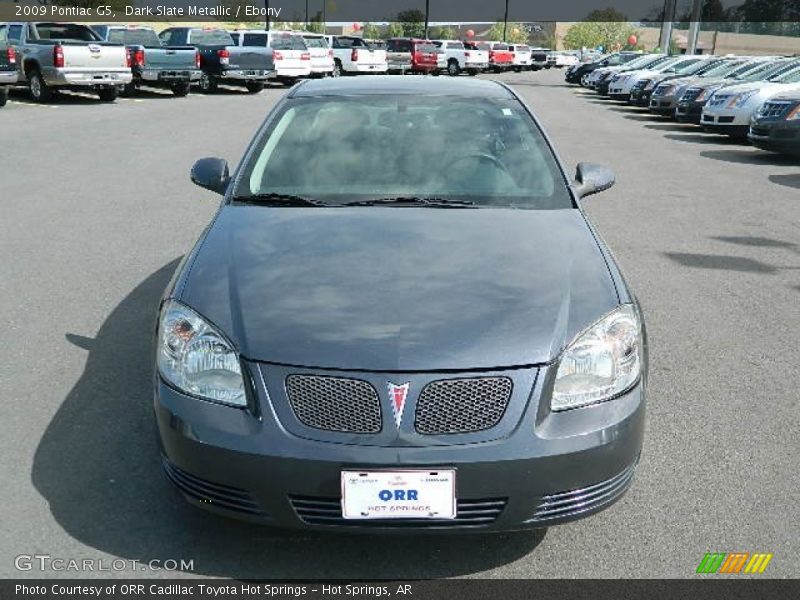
[341,469,456,520]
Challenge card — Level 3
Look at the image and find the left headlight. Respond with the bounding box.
[157,300,246,407]
[727,89,758,108]
[786,104,800,121]
[552,304,642,412]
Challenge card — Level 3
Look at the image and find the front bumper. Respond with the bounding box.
[218,69,275,81]
[465,61,488,71]
[748,119,800,155]
[675,100,704,123]
[351,63,388,73]
[629,88,652,106]
[649,96,678,115]
[701,109,749,135]
[155,361,646,532]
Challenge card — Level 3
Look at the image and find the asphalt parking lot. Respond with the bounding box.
[1,68,798,579]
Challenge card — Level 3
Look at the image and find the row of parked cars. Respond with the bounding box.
[566,50,800,157]
[0,21,568,107]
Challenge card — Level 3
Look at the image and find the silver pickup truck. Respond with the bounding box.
[0,24,18,108]
[5,22,132,102]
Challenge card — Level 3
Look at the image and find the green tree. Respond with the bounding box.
[386,22,405,38]
[562,21,638,51]
[362,22,382,40]
[396,10,426,38]
[487,21,529,43]
[307,12,326,34]
[432,26,456,40]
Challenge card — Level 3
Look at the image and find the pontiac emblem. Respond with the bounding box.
[387,382,410,429]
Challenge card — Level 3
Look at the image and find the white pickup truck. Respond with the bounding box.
[6,21,132,102]
[432,40,488,76]
[325,36,387,76]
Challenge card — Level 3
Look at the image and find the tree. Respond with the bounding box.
[362,22,382,40]
[432,26,456,40]
[562,21,638,51]
[306,11,326,34]
[487,21,529,43]
[386,22,405,38]
[395,10,426,38]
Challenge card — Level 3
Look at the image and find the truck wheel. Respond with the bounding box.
[121,83,136,97]
[513,66,522,73]
[447,60,460,77]
[0,88,8,108]
[28,70,53,103]
[198,73,218,94]
[245,82,264,94]
[332,60,342,78]
[170,82,191,97]
[97,86,118,102]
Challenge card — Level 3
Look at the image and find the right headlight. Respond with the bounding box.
[157,299,246,407]
[552,304,642,411]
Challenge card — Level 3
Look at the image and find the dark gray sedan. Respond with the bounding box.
[155,76,648,532]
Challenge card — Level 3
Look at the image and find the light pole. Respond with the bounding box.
[305,0,309,28]
[424,0,430,39]
[265,0,270,32]
[502,0,509,42]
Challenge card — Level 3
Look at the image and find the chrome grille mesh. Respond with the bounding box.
[285,375,382,433]
[414,377,513,435]
[759,101,793,118]
[681,88,702,102]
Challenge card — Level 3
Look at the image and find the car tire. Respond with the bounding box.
[28,69,53,103]
[467,69,479,76]
[198,73,218,94]
[170,82,191,97]
[97,86,118,102]
[0,87,8,108]
[121,83,136,97]
[245,81,264,94]
[513,66,522,73]
[332,60,342,78]
[447,60,460,77]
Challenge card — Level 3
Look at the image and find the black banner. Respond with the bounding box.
[1,0,800,23]
[4,580,800,600]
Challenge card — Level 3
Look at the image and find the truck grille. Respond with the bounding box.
[285,375,382,433]
[290,496,506,528]
[414,377,512,435]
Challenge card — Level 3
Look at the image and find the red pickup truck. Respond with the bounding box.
[487,41,514,72]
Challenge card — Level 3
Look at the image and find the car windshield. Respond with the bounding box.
[624,55,663,70]
[35,23,99,41]
[773,67,800,84]
[236,95,571,209]
[271,35,307,50]
[108,28,162,47]
[699,60,747,78]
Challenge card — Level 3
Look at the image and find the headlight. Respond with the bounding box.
[157,299,246,406]
[552,304,642,411]
[786,104,800,120]
[694,88,708,101]
[727,89,758,108]
[660,85,676,96]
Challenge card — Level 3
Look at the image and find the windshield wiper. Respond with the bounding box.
[232,192,328,207]
[343,196,476,208]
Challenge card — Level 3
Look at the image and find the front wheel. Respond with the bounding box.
[245,81,264,94]
[97,86,118,102]
[0,87,8,108]
[447,60,460,77]
[170,82,191,97]
[120,83,136,97]
[28,69,53,103]
[332,60,342,78]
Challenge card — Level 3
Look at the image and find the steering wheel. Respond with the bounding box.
[444,153,506,173]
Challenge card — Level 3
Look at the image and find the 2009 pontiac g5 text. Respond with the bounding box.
[154,77,648,532]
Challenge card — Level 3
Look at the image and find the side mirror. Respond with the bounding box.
[574,162,615,199]
[190,157,230,195]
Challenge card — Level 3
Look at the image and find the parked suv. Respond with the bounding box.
[386,38,439,75]
[748,91,800,156]
[300,33,334,78]
[565,51,643,85]
[327,36,388,76]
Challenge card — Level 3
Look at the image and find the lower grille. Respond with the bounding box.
[290,496,506,528]
[750,126,769,137]
[530,463,636,523]
[719,116,735,124]
[285,375,382,433]
[162,458,265,516]
[414,377,513,435]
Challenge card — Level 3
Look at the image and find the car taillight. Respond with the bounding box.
[301,52,310,61]
[273,50,283,61]
[351,48,359,62]
[125,48,132,68]
[7,46,16,65]
[465,51,471,58]
[195,50,201,69]
[54,44,64,69]
[217,48,230,65]
[133,49,145,68]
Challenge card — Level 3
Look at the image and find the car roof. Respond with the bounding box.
[292,75,515,98]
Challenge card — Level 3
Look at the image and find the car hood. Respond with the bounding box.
[178,207,620,371]
[716,81,786,95]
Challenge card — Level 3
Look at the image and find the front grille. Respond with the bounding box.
[758,101,794,118]
[708,94,731,107]
[290,496,506,528]
[285,375,382,433]
[414,377,513,435]
[703,114,715,122]
[162,458,265,516]
[530,463,636,523]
